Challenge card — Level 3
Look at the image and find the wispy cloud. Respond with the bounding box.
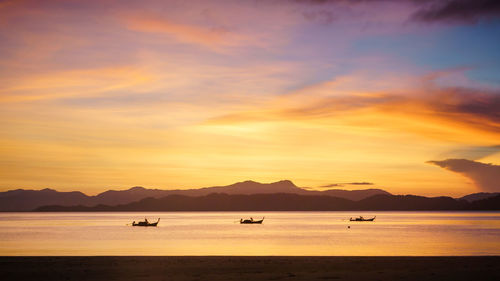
[122,13,233,49]
[0,66,155,103]
[320,183,343,187]
[206,77,500,142]
[320,182,374,188]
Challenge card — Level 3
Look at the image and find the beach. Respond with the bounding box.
[1,256,499,281]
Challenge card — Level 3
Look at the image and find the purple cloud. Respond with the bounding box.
[412,0,500,23]
[292,0,500,24]
[321,182,374,187]
[427,159,500,192]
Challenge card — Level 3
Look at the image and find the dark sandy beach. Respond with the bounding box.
[1,256,498,281]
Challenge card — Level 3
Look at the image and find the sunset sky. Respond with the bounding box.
[1,0,499,196]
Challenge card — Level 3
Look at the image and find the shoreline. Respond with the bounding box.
[28,209,500,212]
[1,256,499,281]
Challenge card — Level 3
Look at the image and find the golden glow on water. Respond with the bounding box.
[0,212,499,256]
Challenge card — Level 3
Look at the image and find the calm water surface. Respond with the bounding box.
[0,212,499,255]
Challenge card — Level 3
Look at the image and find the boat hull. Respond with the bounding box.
[132,222,158,227]
[131,218,160,227]
[240,218,264,224]
[349,217,376,222]
[240,220,263,224]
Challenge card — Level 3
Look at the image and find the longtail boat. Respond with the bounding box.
[349,216,376,222]
[240,217,264,224]
[132,218,160,226]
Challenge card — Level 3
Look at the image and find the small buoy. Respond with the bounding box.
[348,226,350,229]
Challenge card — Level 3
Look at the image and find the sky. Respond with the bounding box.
[0,0,499,196]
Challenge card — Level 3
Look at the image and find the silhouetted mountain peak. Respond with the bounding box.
[219,179,301,194]
[0,180,391,211]
[239,180,258,184]
[231,179,295,186]
[128,186,146,191]
[275,179,296,187]
[35,192,500,212]
[231,180,259,187]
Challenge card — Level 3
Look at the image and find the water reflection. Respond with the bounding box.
[0,212,499,255]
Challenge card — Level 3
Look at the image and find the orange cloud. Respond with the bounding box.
[0,66,155,103]
[121,12,262,50]
[206,82,500,145]
[125,15,225,46]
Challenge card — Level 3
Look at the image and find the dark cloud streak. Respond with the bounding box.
[320,183,343,187]
[320,182,374,188]
[412,0,500,23]
[291,0,500,24]
[428,159,500,192]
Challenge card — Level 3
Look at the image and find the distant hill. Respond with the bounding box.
[356,194,467,210]
[466,194,500,210]
[0,180,390,211]
[35,193,500,212]
[36,193,353,212]
[459,192,500,202]
[0,188,91,212]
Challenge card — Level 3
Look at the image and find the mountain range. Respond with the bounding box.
[0,180,389,211]
[1,180,499,211]
[36,193,500,212]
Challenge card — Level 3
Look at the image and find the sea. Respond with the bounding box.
[0,211,499,256]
